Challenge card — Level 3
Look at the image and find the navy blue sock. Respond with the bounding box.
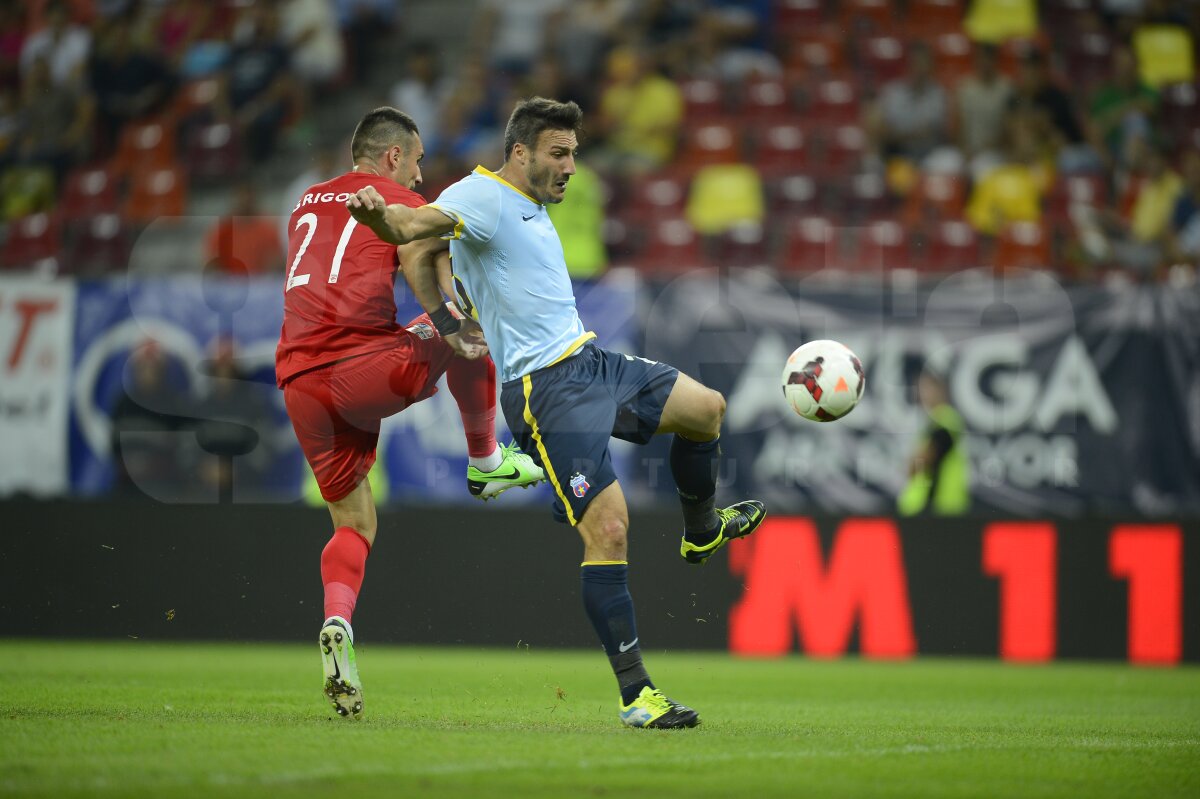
[671,434,720,540]
[580,563,653,705]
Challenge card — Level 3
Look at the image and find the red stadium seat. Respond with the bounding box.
[837,171,896,222]
[680,78,726,123]
[60,166,120,217]
[906,0,964,38]
[678,122,743,169]
[626,171,690,219]
[741,77,796,124]
[808,78,861,126]
[1,212,62,272]
[767,173,824,217]
[996,221,1052,272]
[715,221,771,268]
[819,125,868,177]
[635,216,711,275]
[903,172,967,224]
[1160,82,1200,143]
[124,165,188,224]
[856,219,911,271]
[778,215,838,272]
[783,29,846,78]
[111,119,177,178]
[185,121,244,183]
[1046,174,1108,226]
[1041,0,1094,38]
[753,123,811,172]
[66,213,133,274]
[861,36,908,83]
[923,219,981,272]
[775,0,825,35]
[1066,30,1114,90]
[932,32,974,84]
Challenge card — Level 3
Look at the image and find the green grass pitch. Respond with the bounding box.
[1,641,1197,798]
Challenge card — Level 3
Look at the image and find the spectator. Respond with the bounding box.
[19,0,91,89]
[335,0,398,83]
[389,43,452,155]
[203,181,285,276]
[965,116,1050,236]
[898,366,970,516]
[555,0,636,82]
[88,15,175,138]
[1075,142,1183,275]
[693,0,779,81]
[0,86,20,167]
[14,55,92,182]
[472,0,567,76]
[592,45,684,176]
[1131,0,1195,88]
[195,336,274,500]
[280,0,345,89]
[217,2,295,161]
[109,341,189,498]
[867,42,949,166]
[546,160,608,278]
[1167,150,1200,266]
[1009,51,1102,174]
[1087,45,1156,171]
[954,43,1012,178]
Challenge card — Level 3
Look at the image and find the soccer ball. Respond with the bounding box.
[781,340,865,422]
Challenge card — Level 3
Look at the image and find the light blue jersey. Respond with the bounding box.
[429,166,595,382]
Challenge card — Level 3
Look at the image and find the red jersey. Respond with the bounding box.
[275,172,425,387]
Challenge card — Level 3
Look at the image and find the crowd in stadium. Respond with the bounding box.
[1,0,1198,281]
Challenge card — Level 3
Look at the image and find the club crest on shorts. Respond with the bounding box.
[570,472,590,498]
[406,322,434,340]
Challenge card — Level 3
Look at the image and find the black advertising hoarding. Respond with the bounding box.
[635,270,1200,517]
[4,503,1196,664]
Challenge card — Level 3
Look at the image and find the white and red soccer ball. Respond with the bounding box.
[781,340,865,422]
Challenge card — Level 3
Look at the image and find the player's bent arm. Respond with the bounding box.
[396,237,448,318]
[347,185,457,244]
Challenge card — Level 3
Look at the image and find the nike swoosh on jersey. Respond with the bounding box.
[521,214,536,221]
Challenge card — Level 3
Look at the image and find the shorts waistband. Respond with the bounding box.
[503,341,595,388]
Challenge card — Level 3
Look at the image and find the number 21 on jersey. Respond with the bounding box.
[286,212,358,291]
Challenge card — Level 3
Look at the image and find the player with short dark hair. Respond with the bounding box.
[346,97,766,729]
[276,106,545,719]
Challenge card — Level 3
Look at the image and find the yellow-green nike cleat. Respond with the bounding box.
[467,442,546,500]
[619,686,701,729]
[680,499,767,565]
[320,617,363,719]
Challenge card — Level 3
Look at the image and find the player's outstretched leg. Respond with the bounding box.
[320,616,363,719]
[445,354,546,499]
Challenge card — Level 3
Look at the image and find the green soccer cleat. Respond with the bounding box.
[467,442,546,500]
[320,617,363,719]
[619,686,701,729]
[679,499,767,565]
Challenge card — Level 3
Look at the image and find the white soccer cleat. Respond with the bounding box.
[319,617,363,719]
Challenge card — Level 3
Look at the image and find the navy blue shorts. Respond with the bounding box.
[500,343,679,526]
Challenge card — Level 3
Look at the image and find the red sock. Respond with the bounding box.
[321,527,370,623]
[446,355,497,458]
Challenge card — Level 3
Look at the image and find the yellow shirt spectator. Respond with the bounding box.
[965,164,1047,235]
[600,49,684,168]
[1131,171,1183,242]
[964,0,1037,44]
[547,161,608,278]
[1133,25,1195,88]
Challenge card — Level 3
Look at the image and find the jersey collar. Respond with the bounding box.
[474,165,542,207]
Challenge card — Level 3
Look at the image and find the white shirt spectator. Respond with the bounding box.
[20,23,91,88]
[281,0,346,84]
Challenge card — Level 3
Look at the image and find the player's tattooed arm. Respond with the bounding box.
[347,185,456,244]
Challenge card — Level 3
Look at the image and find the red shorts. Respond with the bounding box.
[282,314,456,502]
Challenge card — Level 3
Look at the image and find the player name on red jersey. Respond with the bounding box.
[275,172,426,387]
